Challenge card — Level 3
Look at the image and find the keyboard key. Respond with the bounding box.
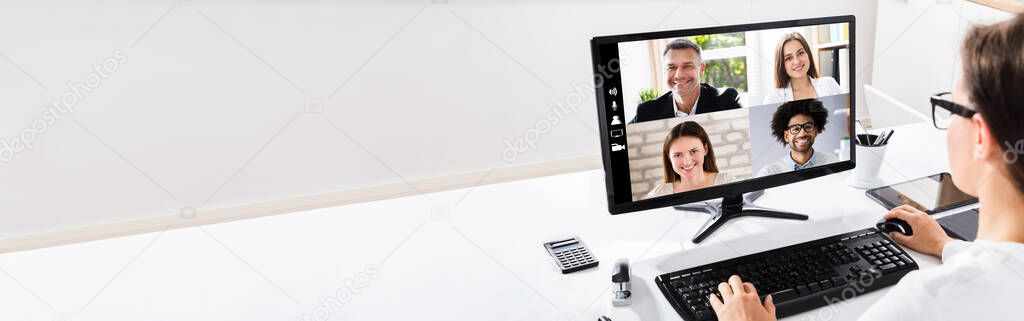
[687,299,701,308]
[819,279,831,288]
[808,282,821,292]
[770,289,799,302]
[796,284,809,295]
[830,276,848,287]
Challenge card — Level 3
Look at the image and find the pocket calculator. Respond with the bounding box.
[543,237,599,274]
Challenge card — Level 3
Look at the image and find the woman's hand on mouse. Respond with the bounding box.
[883,205,953,257]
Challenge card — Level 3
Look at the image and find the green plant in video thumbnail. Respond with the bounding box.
[703,57,748,93]
[639,88,662,103]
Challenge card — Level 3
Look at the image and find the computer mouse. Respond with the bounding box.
[876,218,913,236]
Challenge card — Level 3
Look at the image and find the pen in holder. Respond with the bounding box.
[848,133,888,189]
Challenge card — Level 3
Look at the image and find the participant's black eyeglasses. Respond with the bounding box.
[786,122,816,135]
[929,92,976,130]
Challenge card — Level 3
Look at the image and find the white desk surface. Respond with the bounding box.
[0,122,969,321]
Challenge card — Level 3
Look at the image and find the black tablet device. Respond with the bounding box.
[937,208,979,241]
[866,173,978,214]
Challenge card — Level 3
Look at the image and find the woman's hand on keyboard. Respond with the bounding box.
[884,205,953,257]
[709,275,777,321]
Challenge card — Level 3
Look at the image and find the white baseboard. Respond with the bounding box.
[0,155,603,253]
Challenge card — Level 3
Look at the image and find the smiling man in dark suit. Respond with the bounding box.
[629,38,742,123]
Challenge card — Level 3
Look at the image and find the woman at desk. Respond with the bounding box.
[645,121,730,199]
[711,15,1024,321]
[763,32,844,104]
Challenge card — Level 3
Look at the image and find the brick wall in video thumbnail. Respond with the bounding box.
[627,108,753,201]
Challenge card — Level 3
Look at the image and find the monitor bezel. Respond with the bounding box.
[590,15,857,214]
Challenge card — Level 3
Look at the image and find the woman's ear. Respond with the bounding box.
[972,114,998,161]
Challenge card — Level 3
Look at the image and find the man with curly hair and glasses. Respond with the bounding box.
[756,99,837,177]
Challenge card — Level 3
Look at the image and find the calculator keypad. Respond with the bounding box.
[545,237,599,274]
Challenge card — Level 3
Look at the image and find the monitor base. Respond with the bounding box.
[673,194,808,243]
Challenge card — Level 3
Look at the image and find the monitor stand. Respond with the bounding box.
[673,194,808,243]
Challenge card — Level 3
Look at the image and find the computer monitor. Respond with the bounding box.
[590,16,856,242]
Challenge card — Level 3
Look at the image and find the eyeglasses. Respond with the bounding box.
[929,92,976,130]
[786,122,816,135]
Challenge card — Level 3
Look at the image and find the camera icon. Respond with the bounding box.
[430,205,451,220]
[305,99,324,113]
[180,206,197,219]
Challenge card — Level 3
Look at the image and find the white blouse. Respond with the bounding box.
[763,76,844,105]
[644,172,731,200]
[858,239,1024,321]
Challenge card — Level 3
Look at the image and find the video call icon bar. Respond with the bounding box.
[606,86,625,152]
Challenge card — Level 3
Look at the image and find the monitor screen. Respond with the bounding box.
[591,16,856,213]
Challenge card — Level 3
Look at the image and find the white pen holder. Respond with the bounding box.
[848,134,887,189]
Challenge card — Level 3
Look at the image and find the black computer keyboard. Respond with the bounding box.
[656,228,918,320]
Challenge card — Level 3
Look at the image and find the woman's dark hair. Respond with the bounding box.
[770,99,829,145]
[773,32,819,88]
[661,121,718,183]
[961,14,1024,194]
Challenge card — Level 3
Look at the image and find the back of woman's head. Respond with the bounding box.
[961,14,1024,194]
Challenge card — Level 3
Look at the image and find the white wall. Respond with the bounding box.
[870,0,1012,122]
[0,0,878,248]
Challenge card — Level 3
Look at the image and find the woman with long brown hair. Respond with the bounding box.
[645,121,730,199]
[763,32,844,104]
